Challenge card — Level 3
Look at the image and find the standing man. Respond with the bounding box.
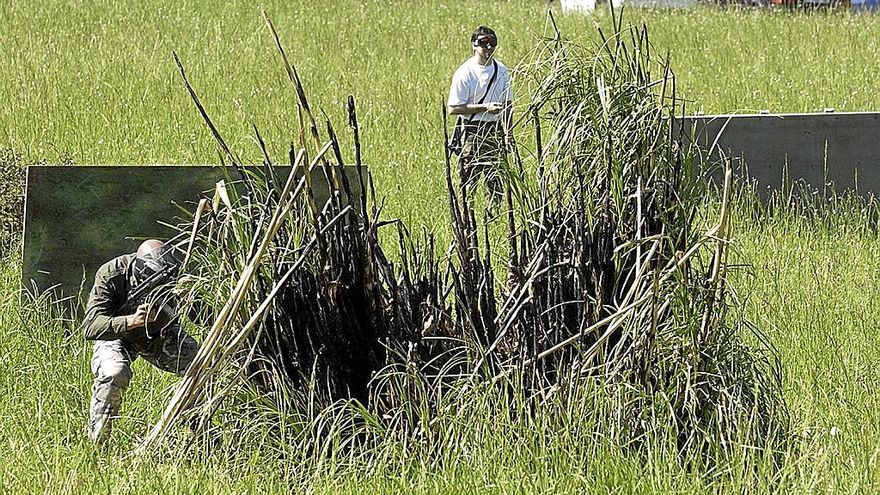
[447,25,513,202]
[83,239,199,444]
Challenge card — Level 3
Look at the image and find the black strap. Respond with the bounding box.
[462,60,499,125]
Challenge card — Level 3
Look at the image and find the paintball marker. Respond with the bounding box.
[119,240,183,339]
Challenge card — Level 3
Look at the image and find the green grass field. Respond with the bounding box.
[4,0,880,226]
[3,1,880,493]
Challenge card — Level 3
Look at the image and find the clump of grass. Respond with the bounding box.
[137,10,790,485]
[137,12,449,451]
[434,10,790,466]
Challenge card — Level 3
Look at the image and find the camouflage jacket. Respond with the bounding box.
[82,253,176,342]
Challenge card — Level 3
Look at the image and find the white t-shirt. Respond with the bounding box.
[448,57,512,123]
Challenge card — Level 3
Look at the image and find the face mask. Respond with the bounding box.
[132,247,170,285]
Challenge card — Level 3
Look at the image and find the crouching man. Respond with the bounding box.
[82,239,199,443]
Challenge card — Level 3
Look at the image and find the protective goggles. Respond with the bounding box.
[133,248,168,283]
[473,35,497,49]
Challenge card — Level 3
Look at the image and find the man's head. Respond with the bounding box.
[133,239,167,284]
[137,239,164,258]
[471,25,498,59]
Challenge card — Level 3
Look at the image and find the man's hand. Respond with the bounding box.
[125,304,158,331]
[483,102,505,114]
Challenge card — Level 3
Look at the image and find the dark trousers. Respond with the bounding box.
[456,119,506,202]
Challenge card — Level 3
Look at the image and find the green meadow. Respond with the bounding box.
[2,1,880,493]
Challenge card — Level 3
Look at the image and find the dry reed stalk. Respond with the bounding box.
[138,150,313,452]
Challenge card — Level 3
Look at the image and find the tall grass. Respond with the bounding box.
[4,1,880,493]
[4,218,880,494]
[110,10,792,492]
[731,194,880,493]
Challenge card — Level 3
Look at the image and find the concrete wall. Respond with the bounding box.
[22,165,365,309]
[682,111,880,195]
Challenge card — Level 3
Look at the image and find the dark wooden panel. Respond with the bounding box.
[22,165,365,309]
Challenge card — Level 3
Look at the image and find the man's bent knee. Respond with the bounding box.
[94,361,132,390]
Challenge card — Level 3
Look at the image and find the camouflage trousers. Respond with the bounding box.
[458,120,507,202]
[88,328,199,443]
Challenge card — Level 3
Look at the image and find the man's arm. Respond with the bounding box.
[447,102,506,116]
[82,270,152,340]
